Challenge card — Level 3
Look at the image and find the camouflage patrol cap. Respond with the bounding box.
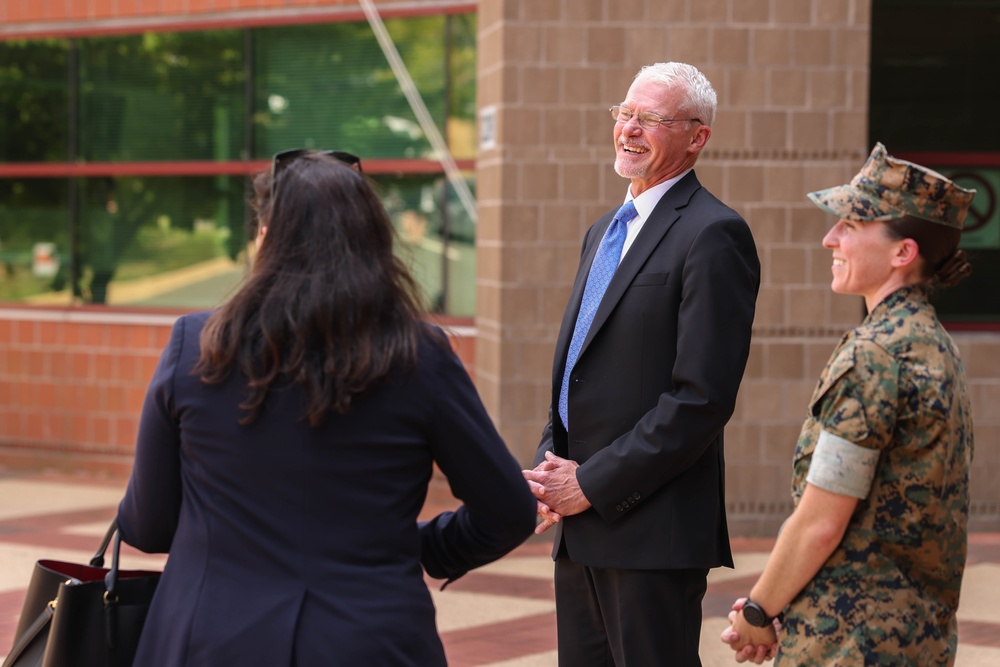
[807,142,976,229]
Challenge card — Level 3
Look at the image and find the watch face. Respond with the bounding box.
[743,602,769,627]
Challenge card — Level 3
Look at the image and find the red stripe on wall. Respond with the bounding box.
[0,158,475,178]
[0,2,476,40]
[893,153,1000,168]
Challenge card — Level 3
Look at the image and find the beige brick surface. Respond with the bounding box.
[472,0,999,534]
[754,29,792,66]
[690,0,729,23]
[734,0,771,24]
[713,28,751,64]
[794,29,832,65]
[772,69,808,107]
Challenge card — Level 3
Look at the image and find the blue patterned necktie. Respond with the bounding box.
[558,199,637,429]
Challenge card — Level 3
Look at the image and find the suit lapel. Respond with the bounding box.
[552,210,616,384]
[577,172,702,357]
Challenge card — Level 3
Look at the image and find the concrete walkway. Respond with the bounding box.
[1,472,998,666]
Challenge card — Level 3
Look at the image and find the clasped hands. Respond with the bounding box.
[521,451,592,535]
[720,598,780,664]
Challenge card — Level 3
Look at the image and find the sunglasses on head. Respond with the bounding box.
[269,149,363,199]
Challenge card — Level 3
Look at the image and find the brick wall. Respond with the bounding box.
[0,0,385,25]
[476,0,1000,533]
[0,308,476,483]
[0,310,173,478]
[1,0,997,533]
[0,0,477,35]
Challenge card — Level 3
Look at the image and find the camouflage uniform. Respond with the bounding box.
[776,285,973,666]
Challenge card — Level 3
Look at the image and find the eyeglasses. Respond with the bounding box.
[609,105,701,130]
[269,149,363,199]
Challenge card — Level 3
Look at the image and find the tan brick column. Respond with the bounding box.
[473,0,876,533]
[476,0,869,508]
[475,0,632,465]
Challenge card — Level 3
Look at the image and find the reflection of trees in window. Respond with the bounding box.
[0,39,70,162]
[79,31,246,161]
[68,32,248,303]
[75,176,244,305]
[0,14,478,313]
[253,15,477,160]
[374,173,476,317]
[0,179,69,301]
[443,13,478,160]
[69,167,244,303]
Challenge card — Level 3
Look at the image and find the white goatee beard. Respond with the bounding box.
[614,155,647,180]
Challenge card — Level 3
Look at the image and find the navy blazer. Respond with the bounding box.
[118,312,536,667]
[536,171,760,570]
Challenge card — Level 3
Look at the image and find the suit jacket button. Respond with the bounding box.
[632,492,640,500]
[616,504,624,512]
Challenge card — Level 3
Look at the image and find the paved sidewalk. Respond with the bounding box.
[1,472,998,666]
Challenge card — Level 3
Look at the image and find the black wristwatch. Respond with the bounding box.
[742,599,783,627]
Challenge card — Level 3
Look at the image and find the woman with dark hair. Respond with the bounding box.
[721,143,976,665]
[117,150,536,666]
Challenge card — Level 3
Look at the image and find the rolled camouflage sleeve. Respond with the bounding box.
[807,429,881,498]
[806,339,899,497]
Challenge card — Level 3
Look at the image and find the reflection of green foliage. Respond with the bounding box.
[0,39,70,162]
[0,266,55,301]
[113,226,228,280]
[0,179,69,249]
[0,223,231,302]
[79,30,245,161]
[253,14,478,159]
[0,13,478,313]
[446,14,478,122]
[75,175,244,302]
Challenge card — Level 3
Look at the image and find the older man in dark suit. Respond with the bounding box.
[524,62,760,666]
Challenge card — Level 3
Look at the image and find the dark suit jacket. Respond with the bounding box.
[535,171,760,571]
[118,312,536,667]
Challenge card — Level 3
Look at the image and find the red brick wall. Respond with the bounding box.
[0,0,455,26]
[0,308,475,479]
[0,310,173,477]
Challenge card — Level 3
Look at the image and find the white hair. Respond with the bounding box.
[634,62,717,127]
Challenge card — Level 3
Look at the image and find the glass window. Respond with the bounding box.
[442,13,478,162]
[374,173,476,317]
[73,175,248,307]
[870,0,1000,324]
[0,178,70,302]
[78,31,246,162]
[253,16,470,159]
[0,13,477,316]
[0,39,70,162]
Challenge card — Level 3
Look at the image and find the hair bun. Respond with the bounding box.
[935,249,972,288]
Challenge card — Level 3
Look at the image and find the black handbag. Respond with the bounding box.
[2,519,161,667]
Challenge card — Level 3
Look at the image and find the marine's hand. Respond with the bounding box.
[720,598,778,663]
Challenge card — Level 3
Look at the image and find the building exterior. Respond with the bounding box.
[1,0,998,533]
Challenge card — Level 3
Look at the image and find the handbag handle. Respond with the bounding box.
[101,520,126,654]
[103,525,124,605]
[90,519,118,568]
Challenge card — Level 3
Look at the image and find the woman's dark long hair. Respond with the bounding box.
[195,153,427,426]
[882,215,972,289]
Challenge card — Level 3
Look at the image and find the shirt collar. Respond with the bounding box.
[865,284,929,323]
[623,168,692,222]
